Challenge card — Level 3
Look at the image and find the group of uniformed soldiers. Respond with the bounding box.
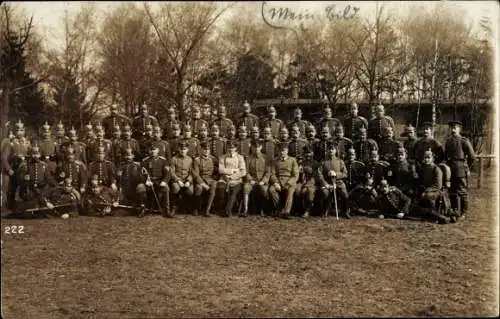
[1,100,476,223]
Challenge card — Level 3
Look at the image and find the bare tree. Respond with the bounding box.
[144,2,231,122]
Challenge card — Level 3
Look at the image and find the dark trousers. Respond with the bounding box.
[194,181,217,215]
[318,182,348,215]
[449,176,469,215]
[216,183,242,216]
[269,184,296,215]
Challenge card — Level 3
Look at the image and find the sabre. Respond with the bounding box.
[332,176,339,220]
[141,167,162,210]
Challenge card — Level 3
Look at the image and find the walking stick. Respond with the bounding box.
[332,178,339,220]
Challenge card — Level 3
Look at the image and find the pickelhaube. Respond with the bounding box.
[85,122,93,131]
[42,122,51,131]
[113,125,121,132]
[15,120,24,130]
[123,124,132,131]
[211,124,219,131]
[262,126,271,133]
[145,124,153,130]
[238,124,247,132]
[123,147,134,156]
[29,145,40,155]
[251,125,259,133]
[56,121,64,130]
[183,123,192,131]
[153,125,161,132]
[69,126,77,136]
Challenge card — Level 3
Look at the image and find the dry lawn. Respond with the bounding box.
[1,169,498,318]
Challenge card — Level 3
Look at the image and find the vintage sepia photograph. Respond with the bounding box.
[1,1,498,317]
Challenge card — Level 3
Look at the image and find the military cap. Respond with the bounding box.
[291,123,300,130]
[213,85,221,92]
[324,106,332,113]
[113,125,121,132]
[359,127,367,133]
[95,123,104,131]
[200,122,208,130]
[405,124,416,132]
[200,141,210,150]
[148,142,159,150]
[145,123,153,130]
[328,142,337,150]
[421,122,433,129]
[91,174,100,186]
[42,122,51,131]
[29,145,40,155]
[238,124,247,131]
[380,178,389,186]
[179,141,188,149]
[448,120,462,127]
[123,148,134,156]
[15,120,25,130]
[336,125,344,133]
[384,126,393,133]
[278,141,290,151]
[321,126,330,133]
[424,148,433,155]
[350,102,359,108]
[294,107,302,113]
[364,171,373,180]
[306,124,315,132]
[280,127,289,133]
[397,147,406,154]
[252,139,263,147]
[375,104,385,111]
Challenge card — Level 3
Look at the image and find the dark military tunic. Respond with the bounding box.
[66,141,87,164]
[213,117,233,139]
[333,137,353,161]
[193,155,218,185]
[343,115,368,140]
[262,118,284,139]
[364,160,391,186]
[132,114,159,138]
[288,137,309,164]
[88,160,116,187]
[16,159,53,201]
[388,160,415,197]
[313,139,333,162]
[377,186,411,217]
[56,160,88,191]
[348,184,378,215]
[353,138,378,163]
[236,138,252,160]
[379,138,403,164]
[318,117,342,137]
[117,160,143,202]
[414,138,444,165]
[287,119,312,138]
[368,116,396,143]
[168,136,183,158]
[262,138,278,162]
[345,159,365,190]
[404,136,418,163]
[209,137,227,159]
[119,138,141,161]
[190,119,209,138]
[102,114,131,138]
[183,137,200,158]
[236,113,259,131]
[87,138,113,162]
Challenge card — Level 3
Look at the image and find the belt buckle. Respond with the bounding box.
[34,183,38,188]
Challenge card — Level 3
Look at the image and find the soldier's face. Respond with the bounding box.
[407,129,415,138]
[269,110,276,118]
[194,110,201,119]
[360,131,367,140]
[126,154,134,161]
[397,152,406,162]
[294,110,301,119]
[111,108,118,116]
[211,128,219,137]
[329,148,337,158]
[124,130,131,138]
[173,129,181,137]
[256,145,263,153]
[263,131,271,139]
[371,152,379,161]
[280,148,288,158]
[220,110,226,118]
[336,129,344,138]
[424,127,431,137]
[154,131,162,139]
[113,131,121,139]
[67,153,75,162]
[33,151,41,160]
[238,130,247,139]
[251,131,259,139]
[376,109,384,117]
[141,108,148,115]
[97,130,104,139]
[350,105,358,116]
[229,146,237,155]
[244,105,250,113]
[65,178,73,186]
[184,130,192,138]
[180,147,188,156]
[325,109,332,118]
[424,153,433,164]
[348,150,356,160]
[200,129,208,138]
[202,148,210,157]
[451,126,460,136]
[292,129,300,138]
[56,129,65,137]
[305,152,314,160]
[366,177,374,186]
[381,183,390,194]
[385,130,393,139]
[280,131,289,141]
[16,129,25,138]
[70,134,78,141]
[151,148,159,157]
[321,130,329,139]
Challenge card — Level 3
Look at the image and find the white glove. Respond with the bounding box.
[104,206,111,213]
[184,181,190,188]
[145,180,153,187]
[111,183,117,191]
[159,181,167,187]
[177,181,184,188]
[80,188,86,194]
[387,170,393,177]
[274,183,281,192]
[329,170,336,177]
[250,180,256,186]
[8,169,14,176]
[112,202,119,207]
[46,202,54,209]
[259,181,265,186]
[202,183,209,190]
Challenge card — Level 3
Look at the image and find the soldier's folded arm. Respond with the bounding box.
[192,158,203,185]
[236,156,247,180]
[286,158,299,186]
[317,165,328,187]
[170,159,181,183]
[261,162,271,185]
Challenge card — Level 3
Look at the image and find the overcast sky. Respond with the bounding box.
[10,1,500,47]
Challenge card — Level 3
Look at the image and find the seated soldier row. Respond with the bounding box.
[10,137,457,223]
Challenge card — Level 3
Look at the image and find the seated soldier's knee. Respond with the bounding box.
[194,185,203,196]
[185,186,194,197]
[307,188,315,201]
[320,188,330,198]
[258,185,268,198]
[171,183,180,194]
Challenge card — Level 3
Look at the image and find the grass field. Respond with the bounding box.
[1,169,498,318]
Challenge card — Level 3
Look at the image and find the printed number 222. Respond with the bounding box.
[4,226,24,234]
